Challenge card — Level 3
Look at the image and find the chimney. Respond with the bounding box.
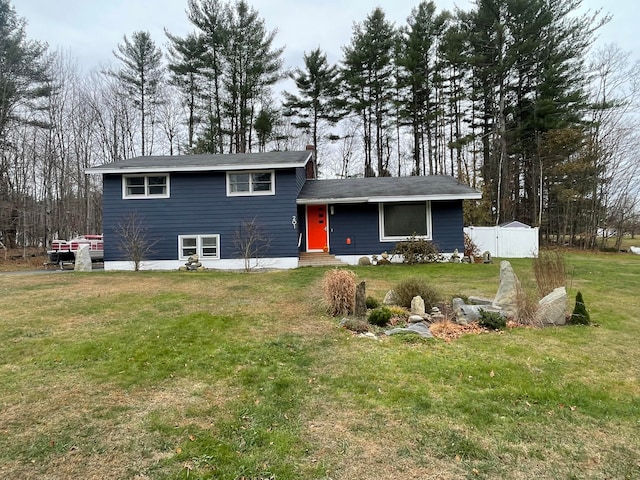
[305,145,317,179]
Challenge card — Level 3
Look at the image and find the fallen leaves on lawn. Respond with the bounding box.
[429,321,485,341]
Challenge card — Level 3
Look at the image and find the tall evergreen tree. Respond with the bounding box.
[175,0,284,153]
[223,0,284,153]
[110,31,164,156]
[283,47,342,175]
[184,0,227,153]
[342,8,397,177]
[166,31,206,151]
[462,0,602,226]
[0,0,50,248]
[397,1,449,175]
[0,0,50,141]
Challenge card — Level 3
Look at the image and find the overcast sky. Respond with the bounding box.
[16,0,639,75]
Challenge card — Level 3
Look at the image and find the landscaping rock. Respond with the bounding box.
[411,296,426,316]
[536,286,567,325]
[385,323,433,338]
[492,260,521,318]
[383,290,398,305]
[358,332,379,340]
[355,281,367,319]
[452,297,503,324]
[468,296,493,305]
[358,256,371,266]
[408,314,424,323]
[74,244,92,272]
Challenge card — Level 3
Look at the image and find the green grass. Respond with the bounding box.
[0,253,639,479]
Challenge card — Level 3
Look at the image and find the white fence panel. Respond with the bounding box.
[464,226,539,258]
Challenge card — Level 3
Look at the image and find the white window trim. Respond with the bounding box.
[178,234,220,260]
[226,170,275,196]
[122,174,170,199]
[378,201,432,242]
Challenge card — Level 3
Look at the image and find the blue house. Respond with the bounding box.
[87,151,481,270]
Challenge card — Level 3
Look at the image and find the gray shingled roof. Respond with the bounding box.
[298,175,481,203]
[86,151,312,173]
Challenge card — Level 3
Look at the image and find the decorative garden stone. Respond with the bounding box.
[383,290,398,305]
[74,244,92,272]
[536,286,567,325]
[385,323,433,338]
[358,256,371,266]
[492,260,521,318]
[411,296,426,316]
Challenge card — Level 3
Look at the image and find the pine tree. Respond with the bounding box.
[342,8,397,177]
[0,0,50,248]
[570,291,590,325]
[283,48,342,175]
[178,0,284,153]
[166,31,207,151]
[110,31,164,156]
[396,1,449,175]
[0,0,50,140]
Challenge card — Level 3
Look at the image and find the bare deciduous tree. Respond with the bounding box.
[232,217,271,271]
[114,212,158,271]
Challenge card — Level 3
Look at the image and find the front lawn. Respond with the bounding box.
[0,253,638,479]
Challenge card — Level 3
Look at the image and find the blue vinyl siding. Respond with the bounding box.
[295,167,307,194]
[431,200,465,252]
[103,170,300,262]
[324,200,464,256]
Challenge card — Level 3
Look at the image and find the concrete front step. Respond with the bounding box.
[298,252,347,267]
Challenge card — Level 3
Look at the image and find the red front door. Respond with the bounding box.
[307,204,328,251]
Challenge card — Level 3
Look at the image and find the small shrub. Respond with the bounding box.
[533,250,566,297]
[392,235,443,264]
[366,296,380,309]
[322,268,357,316]
[368,306,393,327]
[386,305,409,318]
[341,317,369,333]
[464,233,481,259]
[569,291,590,325]
[393,277,441,310]
[478,309,507,330]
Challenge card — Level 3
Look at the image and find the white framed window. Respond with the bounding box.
[226,170,274,196]
[123,174,170,199]
[178,234,220,260]
[379,202,432,242]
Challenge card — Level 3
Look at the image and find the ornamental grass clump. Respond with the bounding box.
[569,291,590,325]
[533,249,567,297]
[322,268,357,316]
[393,277,440,310]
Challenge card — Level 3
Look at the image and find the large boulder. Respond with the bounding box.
[536,286,567,325]
[452,297,503,324]
[492,260,520,318]
[74,244,92,272]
